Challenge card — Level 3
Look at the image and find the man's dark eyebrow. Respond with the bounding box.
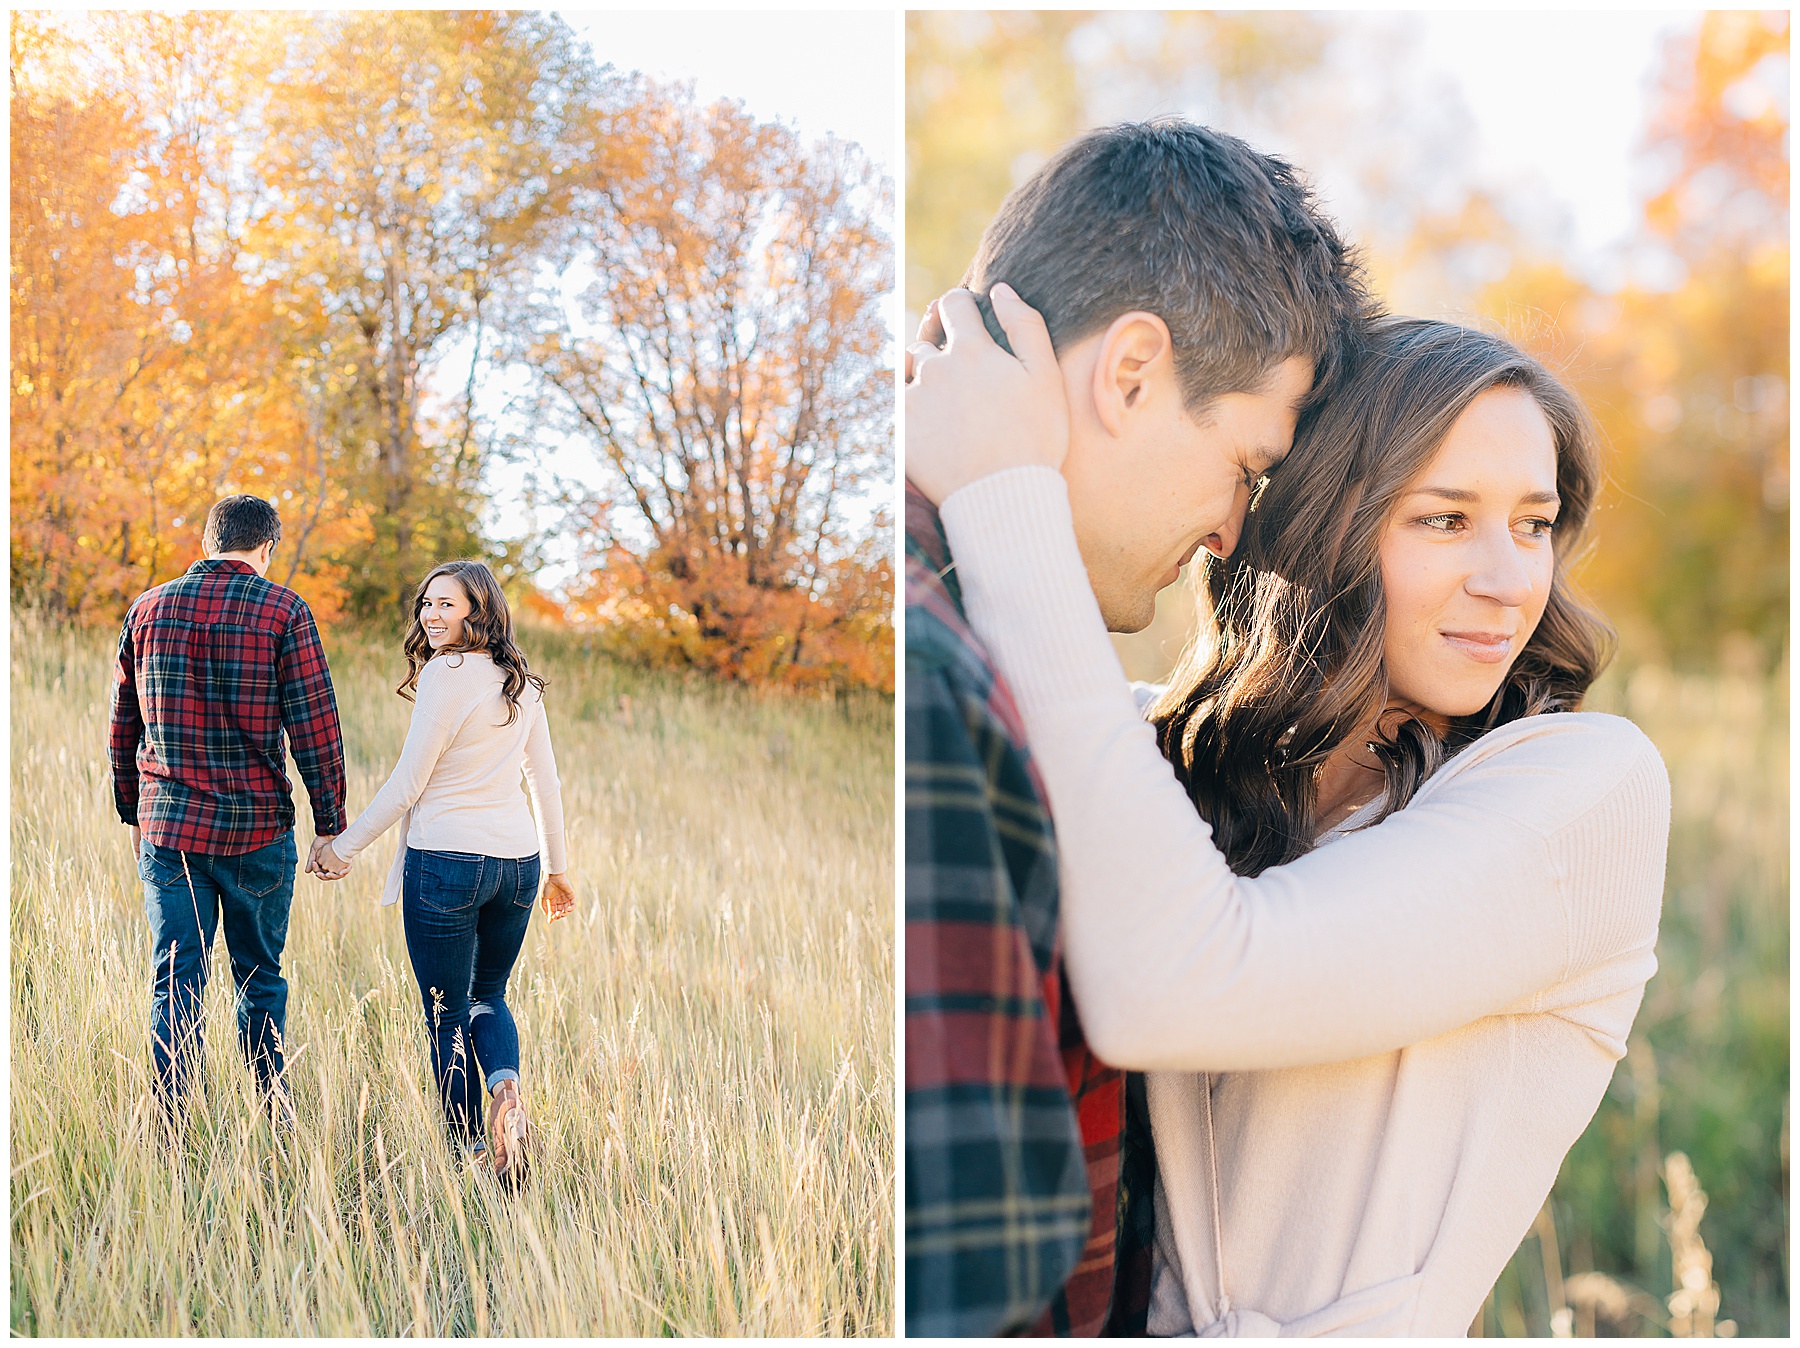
[1407,485,1562,506]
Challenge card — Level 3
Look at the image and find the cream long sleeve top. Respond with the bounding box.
[333,651,567,906]
[937,467,1669,1338]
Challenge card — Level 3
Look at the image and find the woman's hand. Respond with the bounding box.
[541,872,575,922]
[308,835,350,880]
[903,283,1071,506]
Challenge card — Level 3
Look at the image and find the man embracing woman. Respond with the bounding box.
[905,122,1670,1337]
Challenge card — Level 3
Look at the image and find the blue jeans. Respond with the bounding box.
[141,830,297,1109]
[401,847,540,1145]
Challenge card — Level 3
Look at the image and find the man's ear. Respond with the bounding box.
[1089,311,1176,438]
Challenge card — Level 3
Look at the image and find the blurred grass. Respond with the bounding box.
[10,616,893,1335]
[1478,656,1788,1337]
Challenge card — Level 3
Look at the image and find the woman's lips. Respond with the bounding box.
[1440,630,1514,663]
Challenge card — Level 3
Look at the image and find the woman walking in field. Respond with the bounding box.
[313,560,574,1185]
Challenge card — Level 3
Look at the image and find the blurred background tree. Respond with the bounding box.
[908,9,1786,1336]
[907,9,1787,679]
[10,10,893,690]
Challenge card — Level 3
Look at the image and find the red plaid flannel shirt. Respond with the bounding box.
[109,558,347,855]
[906,483,1150,1336]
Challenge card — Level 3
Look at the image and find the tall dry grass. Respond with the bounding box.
[1477,656,1788,1337]
[10,618,893,1335]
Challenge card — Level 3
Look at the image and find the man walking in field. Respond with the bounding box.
[110,494,348,1122]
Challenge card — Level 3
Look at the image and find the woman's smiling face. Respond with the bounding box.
[419,574,474,650]
[1378,385,1560,729]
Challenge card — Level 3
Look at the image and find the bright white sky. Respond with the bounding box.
[1414,11,1700,268]
[559,10,897,174]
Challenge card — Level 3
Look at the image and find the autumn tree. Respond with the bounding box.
[13,13,897,688]
[1612,10,1788,666]
[11,12,358,623]
[907,10,1787,674]
[517,88,894,687]
[1480,13,1789,668]
[251,11,607,617]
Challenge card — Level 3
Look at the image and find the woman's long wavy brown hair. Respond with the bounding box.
[1151,317,1615,876]
[399,560,546,725]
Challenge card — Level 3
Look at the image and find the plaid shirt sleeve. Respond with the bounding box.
[108,612,144,826]
[276,603,347,837]
[905,653,1093,1337]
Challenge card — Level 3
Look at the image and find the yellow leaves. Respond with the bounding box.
[531,76,890,685]
[1644,10,1789,255]
[15,11,891,673]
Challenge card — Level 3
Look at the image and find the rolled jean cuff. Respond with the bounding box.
[485,1066,520,1092]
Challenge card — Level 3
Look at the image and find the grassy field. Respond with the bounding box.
[10,618,893,1336]
[1478,658,1789,1338]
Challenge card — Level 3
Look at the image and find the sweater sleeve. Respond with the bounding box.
[109,613,144,826]
[521,693,567,874]
[938,467,1669,1073]
[331,665,468,864]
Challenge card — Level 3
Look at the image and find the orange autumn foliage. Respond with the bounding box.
[10,13,369,624]
[569,533,894,693]
[12,13,896,689]
[524,92,894,690]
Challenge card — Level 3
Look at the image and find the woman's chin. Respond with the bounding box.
[1413,688,1502,725]
[1390,681,1505,728]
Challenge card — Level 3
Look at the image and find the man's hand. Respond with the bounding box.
[308,835,350,881]
[903,284,1071,506]
[130,824,141,856]
[541,872,575,923]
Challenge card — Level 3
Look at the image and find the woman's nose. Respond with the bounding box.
[1465,527,1536,607]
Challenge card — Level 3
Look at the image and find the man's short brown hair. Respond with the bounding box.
[964,120,1376,412]
[203,495,282,555]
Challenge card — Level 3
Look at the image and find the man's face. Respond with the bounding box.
[1061,354,1313,632]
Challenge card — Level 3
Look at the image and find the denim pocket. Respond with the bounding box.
[239,832,297,899]
[417,849,485,914]
[511,854,543,908]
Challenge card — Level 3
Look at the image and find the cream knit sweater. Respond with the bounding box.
[334,650,567,905]
[937,467,1669,1337]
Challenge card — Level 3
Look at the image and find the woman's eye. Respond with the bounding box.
[1420,513,1463,532]
[1519,517,1557,538]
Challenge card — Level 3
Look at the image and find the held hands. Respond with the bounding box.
[903,284,1070,506]
[541,872,575,923]
[307,834,351,881]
